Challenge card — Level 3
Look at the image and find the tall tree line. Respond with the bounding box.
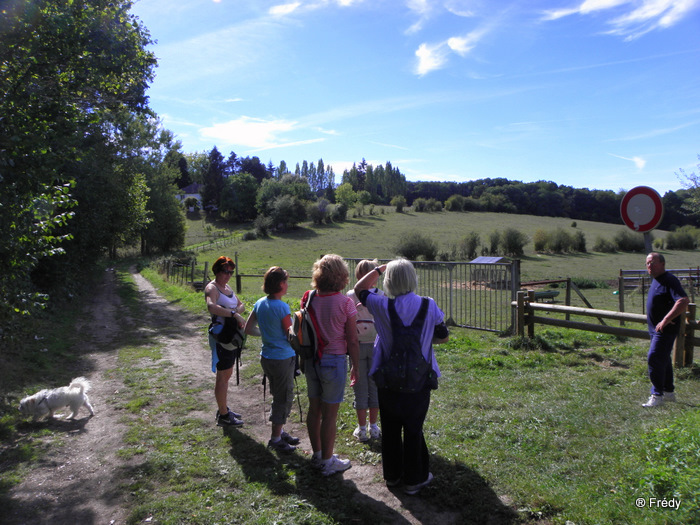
[0,0,183,327]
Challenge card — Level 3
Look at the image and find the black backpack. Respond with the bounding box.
[372,297,438,393]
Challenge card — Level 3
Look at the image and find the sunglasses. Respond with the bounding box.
[221,270,234,275]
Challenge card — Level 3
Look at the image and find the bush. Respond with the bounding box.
[458,231,480,260]
[395,231,438,261]
[253,215,273,237]
[533,229,548,252]
[330,203,348,222]
[571,277,608,289]
[391,195,407,212]
[413,198,427,212]
[548,228,572,253]
[593,236,616,253]
[489,231,501,255]
[445,194,465,211]
[269,194,306,230]
[501,228,527,257]
[242,231,257,241]
[307,198,330,225]
[665,230,696,250]
[572,230,586,253]
[614,230,647,252]
[427,198,443,212]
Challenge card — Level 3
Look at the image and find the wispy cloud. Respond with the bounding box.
[608,120,700,141]
[199,116,325,150]
[609,153,646,169]
[542,0,700,40]
[414,24,490,75]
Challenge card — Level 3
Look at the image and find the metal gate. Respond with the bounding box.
[345,259,520,333]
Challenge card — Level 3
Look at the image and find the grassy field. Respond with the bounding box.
[1,209,699,524]
[183,208,699,314]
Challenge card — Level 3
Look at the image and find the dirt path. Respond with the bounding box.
[7,268,461,524]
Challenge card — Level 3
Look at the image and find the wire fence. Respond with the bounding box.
[157,255,521,333]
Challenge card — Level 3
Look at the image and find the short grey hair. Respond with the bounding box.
[384,258,418,297]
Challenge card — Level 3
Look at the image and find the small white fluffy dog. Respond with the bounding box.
[19,377,95,420]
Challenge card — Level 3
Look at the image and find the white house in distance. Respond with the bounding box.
[176,183,203,210]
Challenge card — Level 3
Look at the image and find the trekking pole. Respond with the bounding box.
[294,375,303,423]
[262,374,267,422]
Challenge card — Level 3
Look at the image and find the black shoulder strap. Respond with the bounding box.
[388,297,429,328]
[412,297,430,329]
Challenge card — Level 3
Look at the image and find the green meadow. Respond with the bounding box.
[2,208,698,524]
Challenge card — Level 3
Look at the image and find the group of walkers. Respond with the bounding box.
[205,250,688,494]
[205,254,449,494]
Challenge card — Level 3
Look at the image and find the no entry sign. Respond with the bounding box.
[620,186,663,233]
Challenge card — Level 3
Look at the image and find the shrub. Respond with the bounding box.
[269,194,306,230]
[593,236,616,253]
[445,194,465,211]
[501,228,527,257]
[458,232,480,260]
[391,195,407,212]
[395,231,438,261]
[665,230,695,250]
[427,198,443,212]
[572,230,586,252]
[614,230,647,252]
[548,228,572,253]
[533,229,548,252]
[413,198,427,212]
[489,231,501,255]
[571,277,609,289]
[242,231,257,241]
[253,215,273,237]
[307,198,330,225]
[330,203,348,222]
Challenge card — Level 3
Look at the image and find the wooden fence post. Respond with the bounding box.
[516,291,525,337]
[673,311,686,368]
[684,304,696,366]
[527,289,535,338]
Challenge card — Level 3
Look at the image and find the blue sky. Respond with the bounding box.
[130,0,700,194]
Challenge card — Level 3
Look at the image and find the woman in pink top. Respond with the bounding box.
[303,254,359,476]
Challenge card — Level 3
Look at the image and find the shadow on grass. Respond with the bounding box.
[223,428,520,524]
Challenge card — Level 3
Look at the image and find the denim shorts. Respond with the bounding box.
[305,353,347,404]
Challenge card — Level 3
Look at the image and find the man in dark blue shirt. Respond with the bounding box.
[643,253,689,407]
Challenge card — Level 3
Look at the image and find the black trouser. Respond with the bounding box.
[378,387,431,485]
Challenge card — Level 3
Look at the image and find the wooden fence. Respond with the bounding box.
[513,290,697,367]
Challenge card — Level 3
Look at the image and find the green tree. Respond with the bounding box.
[0,0,156,323]
[220,173,258,222]
[201,147,226,211]
[335,183,357,208]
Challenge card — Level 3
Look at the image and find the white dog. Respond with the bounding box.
[19,377,95,420]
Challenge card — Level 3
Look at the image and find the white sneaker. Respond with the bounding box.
[369,424,381,439]
[642,394,664,407]
[353,426,369,442]
[321,455,351,476]
[664,392,676,402]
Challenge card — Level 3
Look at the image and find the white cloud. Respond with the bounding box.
[542,0,700,39]
[415,25,490,74]
[415,42,449,75]
[269,2,301,16]
[200,116,326,150]
[609,153,647,169]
